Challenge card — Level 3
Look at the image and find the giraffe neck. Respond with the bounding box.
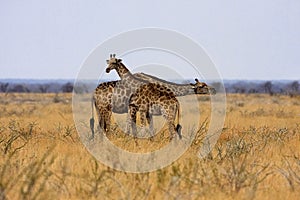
[115,63,149,87]
[167,84,195,96]
[116,63,132,79]
[134,73,195,96]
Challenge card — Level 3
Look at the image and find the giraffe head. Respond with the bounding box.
[191,78,216,95]
[105,54,123,73]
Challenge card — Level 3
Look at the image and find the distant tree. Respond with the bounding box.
[211,82,222,92]
[233,85,246,94]
[263,81,273,95]
[39,84,50,93]
[279,88,285,95]
[73,84,89,94]
[61,82,74,93]
[290,81,299,92]
[248,88,258,93]
[9,84,30,93]
[287,81,299,97]
[0,82,9,93]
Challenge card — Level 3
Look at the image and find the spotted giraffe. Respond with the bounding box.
[91,54,216,136]
[127,82,182,139]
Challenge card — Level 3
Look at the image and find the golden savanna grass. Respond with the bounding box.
[0,93,299,199]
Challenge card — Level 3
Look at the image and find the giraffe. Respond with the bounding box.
[127,82,182,139]
[91,54,216,136]
[92,81,117,136]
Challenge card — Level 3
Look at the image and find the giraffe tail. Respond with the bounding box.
[175,101,182,139]
[89,96,95,138]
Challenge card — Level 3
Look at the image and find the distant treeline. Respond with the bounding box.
[0,80,299,96]
[0,82,75,93]
[220,80,299,96]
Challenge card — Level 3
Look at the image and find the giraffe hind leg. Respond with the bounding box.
[89,117,95,139]
[104,109,112,133]
[95,107,111,134]
[165,107,181,140]
[167,122,177,140]
[176,124,182,139]
[161,109,174,140]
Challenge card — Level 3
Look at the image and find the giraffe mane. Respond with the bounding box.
[136,72,193,86]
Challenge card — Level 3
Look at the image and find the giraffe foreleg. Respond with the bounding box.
[125,112,131,134]
[146,111,154,138]
[140,111,148,138]
[127,104,137,137]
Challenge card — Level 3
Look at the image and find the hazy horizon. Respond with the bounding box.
[0,78,298,83]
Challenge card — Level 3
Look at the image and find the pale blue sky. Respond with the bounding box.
[0,0,299,80]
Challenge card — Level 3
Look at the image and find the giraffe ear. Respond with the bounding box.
[117,59,122,63]
[106,60,109,64]
[195,78,199,83]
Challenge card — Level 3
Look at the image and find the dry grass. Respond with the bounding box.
[0,93,299,199]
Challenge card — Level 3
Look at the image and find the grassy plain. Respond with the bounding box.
[0,93,299,200]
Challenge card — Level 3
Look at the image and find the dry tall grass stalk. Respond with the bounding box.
[0,93,299,199]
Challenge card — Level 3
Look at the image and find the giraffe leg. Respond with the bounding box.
[174,104,182,139]
[89,117,95,139]
[127,105,137,137]
[103,111,108,132]
[131,108,137,137]
[99,108,110,133]
[146,112,154,138]
[98,110,105,132]
[167,121,177,140]
[166,106,177,140]
[140,111,148,138]
[104,108,112,133]
[176,124,182,139]
[125,112,131,134]
[94,104,102,130]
